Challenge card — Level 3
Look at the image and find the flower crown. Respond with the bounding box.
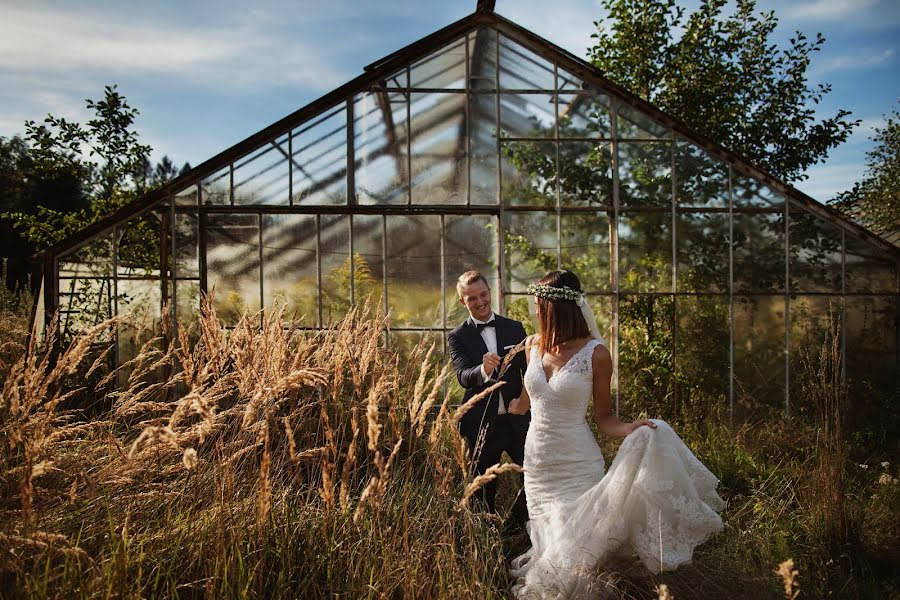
[526,283,583,302]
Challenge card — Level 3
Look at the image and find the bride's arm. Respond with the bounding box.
[507,335,536,415]
[591,345,656,437]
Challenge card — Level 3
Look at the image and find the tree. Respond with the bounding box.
[831,104,900,236]
[588,0,858,183]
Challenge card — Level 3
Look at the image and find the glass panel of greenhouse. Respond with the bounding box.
[42,19,898,418]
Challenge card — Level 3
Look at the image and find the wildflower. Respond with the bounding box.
[182,448,198,470]
[859,463,869,470]
[881,461,890,469]
[878,473,896,485]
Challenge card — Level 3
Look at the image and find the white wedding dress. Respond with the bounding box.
[510,338,725,599]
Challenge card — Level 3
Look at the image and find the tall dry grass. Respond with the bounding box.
[1,298,510,598]
[1,295,897,599]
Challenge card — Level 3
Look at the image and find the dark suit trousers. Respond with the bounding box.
[464,413,529,524]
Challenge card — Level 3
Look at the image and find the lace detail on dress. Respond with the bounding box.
[511,338,724,599]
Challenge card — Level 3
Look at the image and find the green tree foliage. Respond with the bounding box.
[588,0,858,183]
[832,104,900,236]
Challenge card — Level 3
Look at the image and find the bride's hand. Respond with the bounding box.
[626,419,657,433]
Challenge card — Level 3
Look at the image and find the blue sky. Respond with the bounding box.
[1,0,897,202]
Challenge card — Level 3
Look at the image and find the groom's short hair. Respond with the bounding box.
[456,270,489,298]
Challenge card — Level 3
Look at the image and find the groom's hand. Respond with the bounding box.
[482,352,501,378]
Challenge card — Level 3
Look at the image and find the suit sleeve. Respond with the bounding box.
[448,331,486,390]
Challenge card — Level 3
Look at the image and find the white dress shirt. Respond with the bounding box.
[471,313,506,415]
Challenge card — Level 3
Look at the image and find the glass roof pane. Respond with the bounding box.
[559,141,612,207]
[677,212,729,292]
[468,28,498,91]
[619,211,672,292]
[844,232,898,293]
[261,214,318,327]
[618,142,673,208]
[617,102,669,139]
[501,140,555,207]
[732,173,784,209]
[733,212,785,293]
[557,65,586,92]
[503,210,558,293]
[675,140,729,208]
[173,184,198,207]
[381,67,408,89]
[201,165,230,205]
[233,134,289,206]
[410,92,466,204]
[292,104,347,205]
[355,91,408,205]
[789,211,842,293]
[499,34,555,90]
[559,92,611,139]
[499,93,555,138]
[410,37,466,89]
[469,93,498,205]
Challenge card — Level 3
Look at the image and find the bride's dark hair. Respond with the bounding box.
[535,270,591,355]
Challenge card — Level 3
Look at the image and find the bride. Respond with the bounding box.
[506,270,725,599]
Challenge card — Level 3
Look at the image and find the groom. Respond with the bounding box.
[448,270,529,530]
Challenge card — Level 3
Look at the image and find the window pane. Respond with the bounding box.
[618,211,672,292]
[445,215,499,326]
[789,210,843,293]
[677,212,729,292]
[560,212,612,293]
[733,212,785,293]
[385,215,442,328]
[207,214,261,326]
[262,214,318,327]
[352,214,385,311]
[504,294,537,336]
[233,134,289,205]
[499,34,555,90]
[559,142,613,207]
[499,93,555,138]
[201,165,230,205]
[618,142,672,208]
[356,92,408,205]
[788,295,841,405]
[501,140,555,207]
[676,296,729,409]
[470,92,498,204]
[320,215,350,324]
[844,233,898,293]
[588,295,614,343]
[175,212,199,278]
[733,295,785,418]
[58,235,113,339]
[292,104,347,205]
[675,140,728,208]
[617,103,668,139]
[411,92,466,205]
[845,296,898,397]
[174,184,198,207]
[390,331,447,367]
[410,37,466,89]
[503,211,558,293]
[468,28,498,91]
[558,92,611,139]
[619,294,675,417]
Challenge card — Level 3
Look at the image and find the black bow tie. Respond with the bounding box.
[475,321,495,331]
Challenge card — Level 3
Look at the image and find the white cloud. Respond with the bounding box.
[783,0,880,21]
[816,48,895,75]
[796,162,866,201]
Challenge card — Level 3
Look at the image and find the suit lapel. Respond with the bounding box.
[465,319,489,357]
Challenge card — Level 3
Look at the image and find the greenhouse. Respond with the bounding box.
[34,3,898,420]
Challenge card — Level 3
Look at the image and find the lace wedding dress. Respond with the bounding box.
[510,338,725,599]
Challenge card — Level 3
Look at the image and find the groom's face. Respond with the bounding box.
[459,280,492,322]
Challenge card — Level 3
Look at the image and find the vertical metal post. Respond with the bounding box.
[840,228,847,385]
[609,97,621,416]
[198,209,208,299]
[382,215,389,319]
[349,215,356,307]
[347,100,356,207]
[112,225,120,373]
[495,34,505,314]
[258,213,264,326]
[229,163,234,206]
[465,33,472,208]
[784,197,791,416]
[440,214,447,338]
[316,214,323,327]
[288,130,294,206]
[670,133,678,411]
[406,66,413,206]
[554,64,561,270]
[728,166,735,425]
